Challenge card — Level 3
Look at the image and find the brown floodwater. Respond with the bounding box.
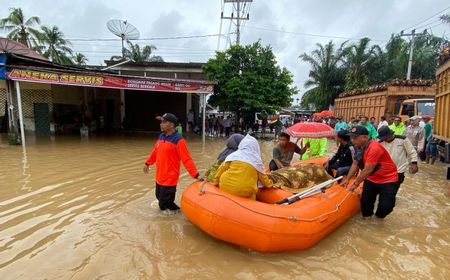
[0,133,449,280]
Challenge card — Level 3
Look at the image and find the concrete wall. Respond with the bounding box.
[0,81,53,132]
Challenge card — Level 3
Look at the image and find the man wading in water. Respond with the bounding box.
[143,113,200,211]
[342,126,399,219]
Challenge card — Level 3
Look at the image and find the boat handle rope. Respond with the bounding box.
[199,189,355,222]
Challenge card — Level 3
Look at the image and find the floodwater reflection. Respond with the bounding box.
[0,133,449,279]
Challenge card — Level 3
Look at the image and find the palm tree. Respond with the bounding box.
[411,34,448,79]
[440,14,450,25]
[377,35,409,82]
[111,41,163,63]
[0,7,42,48]
[40,26,73,65]
[343,38,381,90]
[73,52,88,66]
[299,41,346,110]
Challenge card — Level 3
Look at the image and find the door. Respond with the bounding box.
[34,103,50,135]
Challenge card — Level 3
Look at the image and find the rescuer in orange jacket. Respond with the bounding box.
[143,113,200,210]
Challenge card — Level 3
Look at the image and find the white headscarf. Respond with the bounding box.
[224,134,265,173]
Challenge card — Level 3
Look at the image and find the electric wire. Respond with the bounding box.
[402,5,450,31]
[244,25,386,42]
[65,33,235,42]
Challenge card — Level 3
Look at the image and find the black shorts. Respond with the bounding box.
[447,167,450,180]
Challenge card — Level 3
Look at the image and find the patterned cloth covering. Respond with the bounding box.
[268,164,332,193]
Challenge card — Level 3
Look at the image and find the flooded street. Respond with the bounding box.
[0,134,449,280]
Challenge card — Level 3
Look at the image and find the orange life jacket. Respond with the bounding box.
[146,132,198,186]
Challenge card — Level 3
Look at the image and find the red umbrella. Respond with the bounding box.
[318,110,334,117]
[285,122,336,138]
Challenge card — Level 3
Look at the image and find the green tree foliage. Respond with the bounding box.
[203,42,297,120]
[111,41,164,63]
[343,37,381,90]
[40,26,73,65]
[73,52,88,66]
[412,34,448,79]
[440,14,450,25]
[301,34,448,109]
[0,7,42,49]
[367,35,409,84]
[300,41,345,110]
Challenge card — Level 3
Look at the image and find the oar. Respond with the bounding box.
[276,176,343,205]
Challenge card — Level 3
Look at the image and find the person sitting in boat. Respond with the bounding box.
[269,132,308,171]
[205,133,245,182]
[301,137,328,160]
[213,134,273,199]
[323,130,355,178]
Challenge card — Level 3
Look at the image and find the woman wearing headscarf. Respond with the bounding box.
[205,134,245,182]
[213,134,273,199]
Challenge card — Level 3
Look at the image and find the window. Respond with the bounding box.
[417,101,435,117]
[401,102,414,116]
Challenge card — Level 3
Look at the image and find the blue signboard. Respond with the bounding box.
[0,54,7,80]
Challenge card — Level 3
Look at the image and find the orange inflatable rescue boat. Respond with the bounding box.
[181,158,362,253]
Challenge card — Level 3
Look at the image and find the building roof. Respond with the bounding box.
[0,38,48,61]
[104,60,205,68]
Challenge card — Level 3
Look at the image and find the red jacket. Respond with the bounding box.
[146,132,198,186]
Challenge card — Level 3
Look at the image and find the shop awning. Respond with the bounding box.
[4,65,215,94]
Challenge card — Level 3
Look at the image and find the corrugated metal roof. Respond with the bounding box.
[0,38,48,61]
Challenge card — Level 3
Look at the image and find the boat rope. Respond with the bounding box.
[199,189,357,222]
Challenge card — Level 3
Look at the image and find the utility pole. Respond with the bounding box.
[221,0,252,45]
[399,29,427,80]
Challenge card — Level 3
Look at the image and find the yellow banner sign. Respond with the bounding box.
[8,69,103,86]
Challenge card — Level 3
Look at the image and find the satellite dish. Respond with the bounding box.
[106,19,140,57]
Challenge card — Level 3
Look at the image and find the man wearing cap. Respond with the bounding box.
[323,130,355,178]
[378,126,418,190]
[389,116,405,136]
[143,113,200,211]
[342,126,398,219]
[405,116,426,154]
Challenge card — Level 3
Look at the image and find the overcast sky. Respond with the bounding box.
[1,0,449,101]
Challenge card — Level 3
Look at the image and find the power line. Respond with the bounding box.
[72,49,217,55]
[69,42,219,52]
[240,1,252,36]
[244,25,386,42]
[217,0,225,50]
[428,22,445,30]
[221,0,252,45]
[412,19,444,32]
[402,5,450,31]
[65,33,235,42]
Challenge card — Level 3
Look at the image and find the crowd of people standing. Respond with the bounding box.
[326,114,437,164]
